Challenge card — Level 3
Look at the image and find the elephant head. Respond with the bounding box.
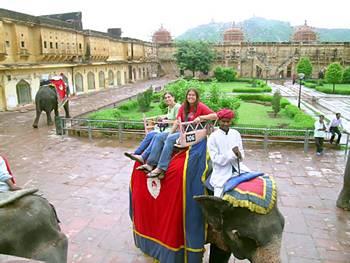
[194,195,285,263]
[0,189,68,263]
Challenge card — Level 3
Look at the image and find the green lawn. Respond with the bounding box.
[88,102,164,121]
[315,83,350,95]
[236,102,293,128]
[202,82,271,93]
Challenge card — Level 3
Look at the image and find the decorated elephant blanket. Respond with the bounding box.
[223,175,277,215]
[130,139,207,263]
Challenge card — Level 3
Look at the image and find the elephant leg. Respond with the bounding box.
[63,102,71,118]
[209,244,231,263]
[46,110,53,126]
[33,109,41,128]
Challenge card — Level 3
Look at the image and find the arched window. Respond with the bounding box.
[99,71,105,88]
[75,73,84,92]
[108,70,114,86]
[117,71,121,86]
[16,79,32,105]
[87,72,95,90]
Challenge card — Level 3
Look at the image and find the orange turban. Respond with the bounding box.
[217,109,234,120]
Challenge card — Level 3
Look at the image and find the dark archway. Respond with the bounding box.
[16,79,32,105]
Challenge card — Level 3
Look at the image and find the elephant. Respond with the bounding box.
[337,153,350,210]
[0,189,68,263]
[32,81,70,128]
[194,195,285,263]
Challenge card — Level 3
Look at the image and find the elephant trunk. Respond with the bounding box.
[251,235,282,263]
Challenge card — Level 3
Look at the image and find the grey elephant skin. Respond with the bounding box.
[0,193,68,263]
[32,85,70,128]
[195,195,285,263]
[337,153,350,210]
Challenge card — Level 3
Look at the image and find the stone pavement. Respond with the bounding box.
[0,78,349,263]
[270,81,350,132]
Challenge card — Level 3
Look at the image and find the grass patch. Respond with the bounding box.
[236,102,293,128]
[315,84,350,95]
[202,82,271,93]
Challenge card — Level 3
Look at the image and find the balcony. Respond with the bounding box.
[19,48,30,57]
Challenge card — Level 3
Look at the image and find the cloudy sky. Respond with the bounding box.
[1,0,349,40]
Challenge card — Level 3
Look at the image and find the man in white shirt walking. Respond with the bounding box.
[329,113,343,145]
[314,115,327,156]
[208,109,250,197]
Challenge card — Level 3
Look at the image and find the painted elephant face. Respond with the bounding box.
[194,195,284,263]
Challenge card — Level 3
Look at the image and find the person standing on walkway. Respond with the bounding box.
[314,115,327,156]
[329,113,343,145]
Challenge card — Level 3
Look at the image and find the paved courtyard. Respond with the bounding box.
[0,79,349,262]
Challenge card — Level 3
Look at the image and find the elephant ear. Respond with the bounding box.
[194,195,231,231]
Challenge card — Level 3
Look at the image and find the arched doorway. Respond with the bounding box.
[75,73,84,92]
[117,71,121,86]
[99,71,105,88]
[133,68,137,81]
[0,85,6,110]
[124,71,127,84]
[16,79,32,105]
[256,65,262,78]
[138,68,142,80]
[143,67,146,79]
[87,72,95,90]
[108,70,114,86]
[287,64,292,78]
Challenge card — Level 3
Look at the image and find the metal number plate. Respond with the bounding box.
[185,133,196,143]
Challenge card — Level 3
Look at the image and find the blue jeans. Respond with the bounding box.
[134,131,158,155]
[141,132,167,161]
[146,132,171,167]
[157,132,180,171]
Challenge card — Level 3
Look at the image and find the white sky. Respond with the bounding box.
[1,0,349,41]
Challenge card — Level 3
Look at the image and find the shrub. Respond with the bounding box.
[272,91,281,117]
[304,82,317,89]
[280,98,290,108]
[137,88,153,112]
[214,66,237,82]
[343,67,350,84]
[284,105,300,118]
[118,100,138,111]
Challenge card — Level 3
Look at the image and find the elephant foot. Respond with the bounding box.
[33,124,38,128]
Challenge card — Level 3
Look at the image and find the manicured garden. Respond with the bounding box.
[87,79,315,130]
[304,81,350,95]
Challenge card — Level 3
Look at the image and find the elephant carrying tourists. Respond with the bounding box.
[32,75,70,128]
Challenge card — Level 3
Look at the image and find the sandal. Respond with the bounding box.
[136,164,153,172]
[147,169,165,179]
[124,152,144,164]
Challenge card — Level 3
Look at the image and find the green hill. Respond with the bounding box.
[176,17,350,42]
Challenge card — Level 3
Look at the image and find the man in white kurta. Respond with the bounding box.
[208,109,250,197]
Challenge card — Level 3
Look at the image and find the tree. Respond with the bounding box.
[174,41,215,77]
[342,67,350,84]
[271,90,281,117]
[296,57,313,79]
[337,153,350,210]
[325,62,343,93]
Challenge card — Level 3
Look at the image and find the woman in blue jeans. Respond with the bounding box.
[124,92,180,163]
[138,88,217,178]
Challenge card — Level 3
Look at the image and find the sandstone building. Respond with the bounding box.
[156,23,350,81]
[0,9,157,111]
